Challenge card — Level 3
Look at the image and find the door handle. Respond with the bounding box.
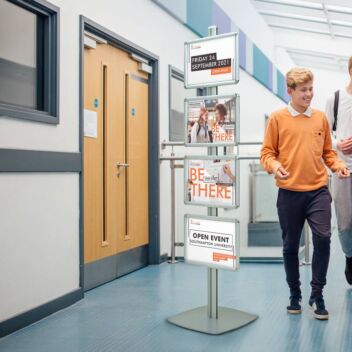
[116,162,129,177]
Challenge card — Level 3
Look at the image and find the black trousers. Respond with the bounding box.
[277,186,332,298]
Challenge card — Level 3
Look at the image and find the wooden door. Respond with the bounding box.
[83,41,149,289]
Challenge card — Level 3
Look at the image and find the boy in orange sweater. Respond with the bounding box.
[261,68,349,320]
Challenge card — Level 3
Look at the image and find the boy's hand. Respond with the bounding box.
[274,166,290,179]
[337,137,352,155]
[337,167,350,179]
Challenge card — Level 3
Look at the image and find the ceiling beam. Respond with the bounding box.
[282,47,349,61]
[259,9,352,29]
[269,23,352,39]
[254,0,322,11]
[259,9,327,24]
[254,0,352,15]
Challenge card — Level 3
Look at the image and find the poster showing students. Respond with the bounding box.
[185,156,239,207]
[184,214,239,271]
[185,94,239,146]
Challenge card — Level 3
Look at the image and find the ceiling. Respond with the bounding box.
[251,0,352,72]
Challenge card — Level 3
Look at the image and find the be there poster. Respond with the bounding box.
[185,95,239,146]
[185,215,239,271]
[185,156,238,208]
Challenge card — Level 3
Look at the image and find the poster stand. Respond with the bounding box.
[168,26,258,335]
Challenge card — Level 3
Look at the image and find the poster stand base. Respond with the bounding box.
[167,306,258,335]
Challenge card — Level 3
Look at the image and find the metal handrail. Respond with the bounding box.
[161,140,263,149]
[159,156,184,161]
[161,140,185,149]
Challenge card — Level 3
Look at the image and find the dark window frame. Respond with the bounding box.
[0,0,59,124]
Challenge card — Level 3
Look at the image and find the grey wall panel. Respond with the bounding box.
[0,149,81,172]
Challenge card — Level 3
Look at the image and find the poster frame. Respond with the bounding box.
[184,213,240,271]
[184,32,239,89]
[184,93,240,147]
[184,155,240,208]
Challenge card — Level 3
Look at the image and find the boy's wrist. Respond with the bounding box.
[271,162,282,175]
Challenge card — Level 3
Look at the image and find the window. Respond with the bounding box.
[169,66,203,142]
[0,0,59,123]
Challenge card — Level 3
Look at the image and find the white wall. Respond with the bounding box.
[312,68,347,111]
[274,30,352,60]
[0,174,79,322]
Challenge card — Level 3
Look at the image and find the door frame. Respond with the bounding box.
[79,16,160,289]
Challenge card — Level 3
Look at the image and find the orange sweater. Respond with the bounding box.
[260,107,345,191]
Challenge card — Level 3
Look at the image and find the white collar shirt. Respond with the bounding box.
[287,102,312,118]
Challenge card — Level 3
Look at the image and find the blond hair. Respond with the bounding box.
[286,67,314,89]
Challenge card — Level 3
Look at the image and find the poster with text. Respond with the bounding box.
[185,156,239,208]
[184,32,239,88]
[185,94,239,146]
[185,215,239,271]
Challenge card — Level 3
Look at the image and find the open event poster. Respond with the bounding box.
[185,94,239,147]
[185,156,239,208]
[184,32,239,88]
[185,215,239,271]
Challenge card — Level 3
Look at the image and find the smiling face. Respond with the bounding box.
[215,109,225,123]
[203,110,208,122]
[198,107,207,125]
[288,80,313,112]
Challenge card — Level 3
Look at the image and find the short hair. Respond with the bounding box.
[348,56,352,73]
[215,103,227,117]
[286,67,314,89]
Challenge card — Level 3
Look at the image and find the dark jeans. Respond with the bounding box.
[277,186,332,298]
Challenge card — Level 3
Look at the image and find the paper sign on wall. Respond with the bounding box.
[184,32,238,88]
[185,94,239,146]
[84,109,97,138]
[185,156,239,208]
[185,215,239,271]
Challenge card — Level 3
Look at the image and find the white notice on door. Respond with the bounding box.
[84,109,98,138]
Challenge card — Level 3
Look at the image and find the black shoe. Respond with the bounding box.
[309,296,329,320]
[345,256,352,285]
[287,295,302,314]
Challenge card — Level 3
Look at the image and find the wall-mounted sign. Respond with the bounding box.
[185,214,239,271]
[184,32,239,89]
[184,156,239,208]
[84,109,98,138]
[185,94,239,146]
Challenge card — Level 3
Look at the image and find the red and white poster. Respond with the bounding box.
[185,157,238,208]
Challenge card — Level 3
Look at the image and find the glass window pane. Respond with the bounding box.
[0,0,44,110]
[170,71,198,142]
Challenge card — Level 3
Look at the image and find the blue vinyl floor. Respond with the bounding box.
[1,237,351,352]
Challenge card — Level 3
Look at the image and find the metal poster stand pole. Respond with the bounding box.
[169,147,177,264]
[168,26,258,335]
[206,25,219,320]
